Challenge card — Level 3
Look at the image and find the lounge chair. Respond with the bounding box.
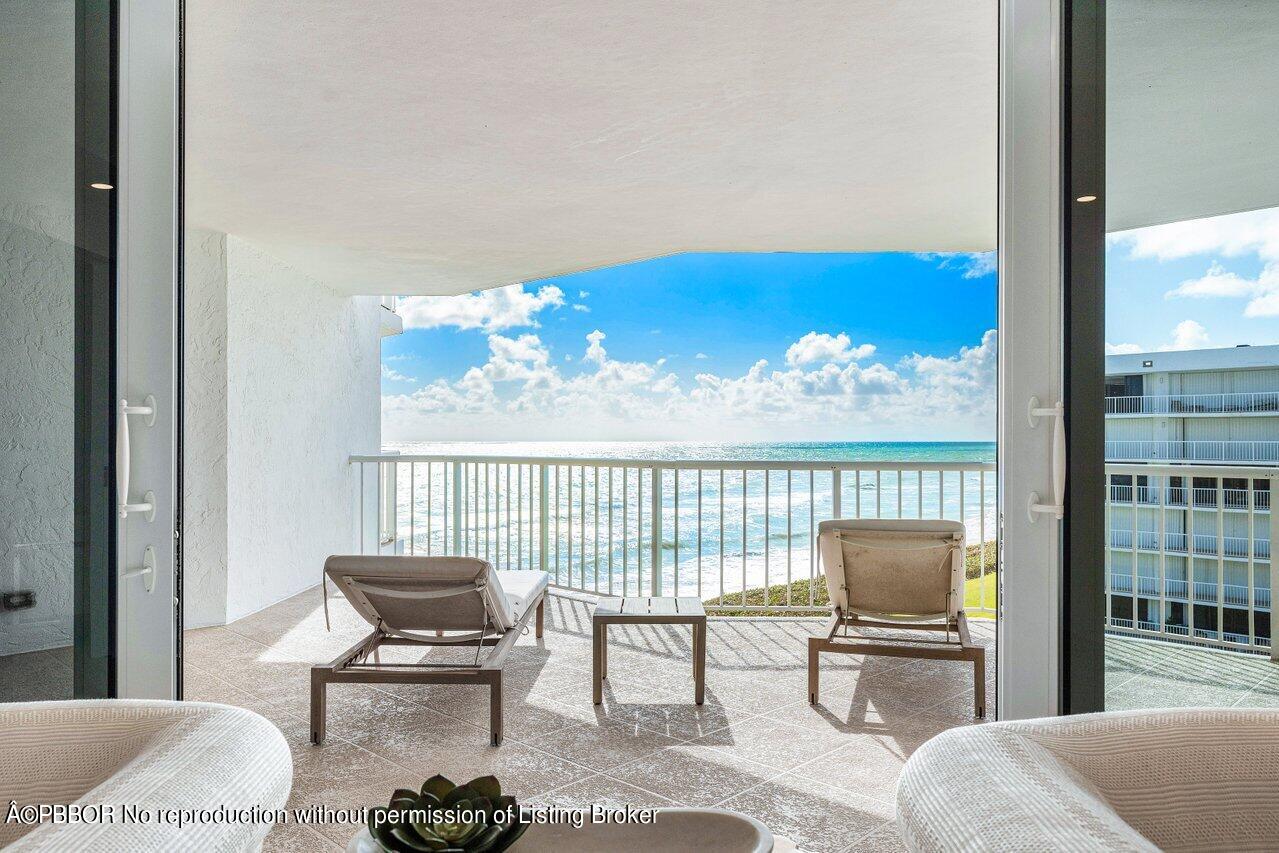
[312,556,549,746]
[808,519,985,717]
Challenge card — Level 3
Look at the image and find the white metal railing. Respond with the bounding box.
[1106,440,1279,465]
[350,453,997,614]
[1106,463,1276,655]
[1106,391,1279,416]
[1108,485,1270,510]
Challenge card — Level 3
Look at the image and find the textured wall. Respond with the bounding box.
[182,229,230,628]
[182,232,381,624]
[0,1,75,656]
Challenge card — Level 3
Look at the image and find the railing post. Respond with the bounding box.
[831,468,842,519]
[1270,474,1278,661]
[538,464,549,575]
[452,461,463,555]
[651,467,662,595]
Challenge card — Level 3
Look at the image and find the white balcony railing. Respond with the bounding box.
[1106,391,1279,416]
[351,453,997,615]
[1106,463,1276,655]
[1106,440,1279,465]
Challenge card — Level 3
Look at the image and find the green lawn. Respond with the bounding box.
[706,541,997,618]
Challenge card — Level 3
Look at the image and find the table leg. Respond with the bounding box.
[693,619,706,705]
[600,623,608,680]
[592,621,603,705]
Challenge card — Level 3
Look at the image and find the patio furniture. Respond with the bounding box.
[592,596,706,705]
[314,556,548,746]
[0,699,291,851]
[809,519,984,717]
[897,707,1279,852]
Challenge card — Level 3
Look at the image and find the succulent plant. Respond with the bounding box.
[367,774,528,852]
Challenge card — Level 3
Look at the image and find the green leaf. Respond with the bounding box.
[469,796,494,820]
[466,775,502,800]
[493,821,529,852]
[442,785,477,808]
[422,775,456,801]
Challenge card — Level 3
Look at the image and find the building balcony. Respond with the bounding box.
[1106,391,1279,416]
[1107,484,1271,510]
[1106,440,1279,465]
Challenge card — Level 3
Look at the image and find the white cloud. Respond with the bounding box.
[1166,262,1256,299]
[1164,260,1279,317]
[397,284,564,332]
[384,327,999,441]
[695,352,709,360]
[578,290,590,299]
[1115,208,1279,321]
[1110,208,1279,263]
[915,252,997,279]
[584,329,608,365]
[785,332,876,367]
[381,364,415,382]
[572,304,591,312]
[1160,319,1210,351]
[1108,321,1214,355]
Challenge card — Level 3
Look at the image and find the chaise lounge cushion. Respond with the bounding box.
[0,699,291,851]
[498,570,550,622]
[896,707,1279,852]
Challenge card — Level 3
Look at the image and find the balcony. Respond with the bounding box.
[1108,484,1272,510]
[1106,439,1279,464]
[355,453,999,616]
[1106,391,1279,416]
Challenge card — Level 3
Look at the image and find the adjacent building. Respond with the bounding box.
[1105,345,1279,653]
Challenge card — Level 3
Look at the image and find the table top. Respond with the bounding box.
[593,596,706,621]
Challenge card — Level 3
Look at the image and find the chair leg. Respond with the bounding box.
[592,622,604,705]
[808,638,820,704]
[489,673,503,746]
[535,597,544,638]
[310,668,327,745]
[973,648,986,719]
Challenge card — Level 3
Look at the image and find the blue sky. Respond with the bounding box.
[381,252,997,442]
[381,207,1279,443]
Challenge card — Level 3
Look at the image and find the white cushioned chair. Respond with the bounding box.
[0,699,291,851]
[315,555,549,747]
[897,708,1279,852]
[809,519,984,717]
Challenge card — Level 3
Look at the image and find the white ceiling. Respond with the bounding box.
[186,1,1279,297]
[1107,1,1279,232]
[186,1,998,295]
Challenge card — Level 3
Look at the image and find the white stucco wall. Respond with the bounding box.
[0,1,75,656]
[183,228,230,627]
[183,231,381,625]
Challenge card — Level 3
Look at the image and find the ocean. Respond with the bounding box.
[381,441,996,604]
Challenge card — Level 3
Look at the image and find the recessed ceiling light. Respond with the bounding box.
[1076,195,1097,203]
[90,182,113,190]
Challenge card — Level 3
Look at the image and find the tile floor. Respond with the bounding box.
[185,588,995,853]
[7,585,1274,851]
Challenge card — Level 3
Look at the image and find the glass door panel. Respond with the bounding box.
[1099,2,1279,709]
[1,0,116,700]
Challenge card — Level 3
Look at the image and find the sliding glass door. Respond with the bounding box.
[1,0,116,699]
[1065,0,1279,710]
[1,0,183,702]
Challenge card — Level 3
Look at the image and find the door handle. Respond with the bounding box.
[1027,396,1065,522]
[118,395,157,520]
[121,545,156,593]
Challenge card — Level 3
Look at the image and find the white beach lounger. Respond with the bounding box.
[808,519,985,717]
[312,556,548,746]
